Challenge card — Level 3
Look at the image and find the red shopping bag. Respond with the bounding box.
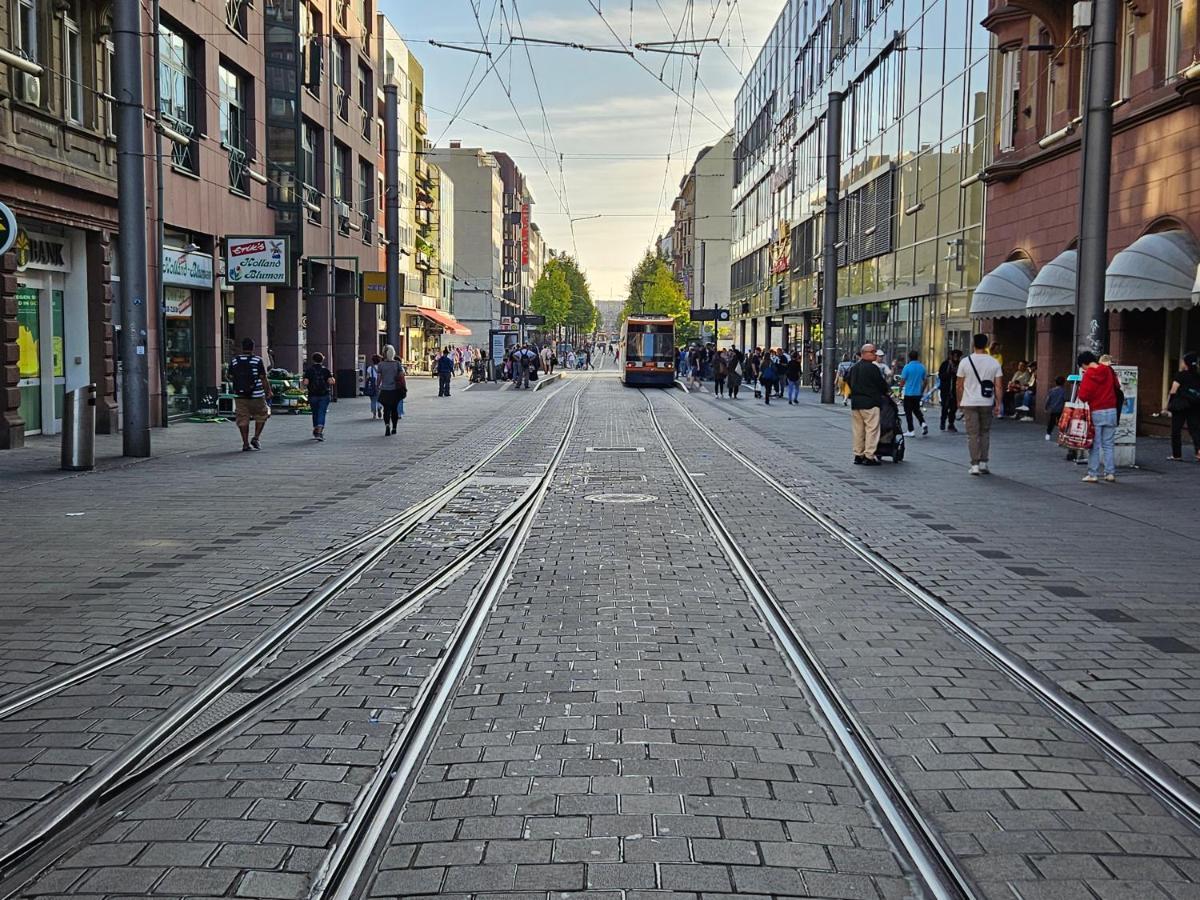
[1057,401,1093,450]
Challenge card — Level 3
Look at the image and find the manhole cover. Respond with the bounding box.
[585,493,657,504]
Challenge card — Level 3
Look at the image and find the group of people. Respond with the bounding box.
[680,344,808,405]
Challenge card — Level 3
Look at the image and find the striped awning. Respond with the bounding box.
[1027,249,1077,316]
[970,258,1035,319]
[1106,231,1200,312]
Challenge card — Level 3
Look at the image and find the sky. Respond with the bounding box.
[378,0,783,301]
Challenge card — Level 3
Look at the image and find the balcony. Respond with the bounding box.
[415,106,428,135]
[225,144,249,195]
[416,250,432,271]
[335,199,352,236]
[304,184,322,224]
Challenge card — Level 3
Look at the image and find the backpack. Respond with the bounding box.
[229,355,261,398]
[306,365,331,397]
[363,368,378,397]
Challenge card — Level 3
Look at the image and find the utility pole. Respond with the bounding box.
[114,0,150,456]
[820,91,843,405]
[1074,0,1118,357]
[384,84,401,351]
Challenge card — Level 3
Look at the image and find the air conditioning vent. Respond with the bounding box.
[15,72,41,106]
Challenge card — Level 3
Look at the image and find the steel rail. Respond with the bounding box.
[0,383,570,721]
[0,385,583,883]
[310,388,584,900]
[661,390,1200,831]
[643,392,977,900]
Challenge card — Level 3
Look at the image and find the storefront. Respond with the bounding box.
[835,290,934,369]
[402,307,472,371]
[14,227,89,437]
[161,245,215,417]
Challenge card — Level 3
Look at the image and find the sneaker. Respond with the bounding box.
[970,464,981,476]
[948,426,959,433]
[250,438,261,450]
[862,457,882,466]
[1082,475,1099,483]
[853,456,865,465]
[385,426,391,436]
[904,431,916,437]
[940,425,946,432]
[922,424,928,436]
[1045,434,1052,441]
[1104,474,1116,483]
[1016,404,1030,412]
[977,462,989,474]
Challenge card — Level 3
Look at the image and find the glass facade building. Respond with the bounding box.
[731,0,989,368]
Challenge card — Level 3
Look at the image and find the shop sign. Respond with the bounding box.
[164,291,193,318]
[520,203,530,266]
[362,271,386,304]
[226,236,290,284]
[14,230,69,272]
[162,248,214,288]
[0,202,17,255]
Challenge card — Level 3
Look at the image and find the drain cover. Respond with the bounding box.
[585,493,657,504]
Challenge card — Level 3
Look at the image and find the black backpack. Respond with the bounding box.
[229,355,261,398]
[306,365,331,396]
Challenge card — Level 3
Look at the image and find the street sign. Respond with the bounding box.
[519,314,546,325]
[689,308,731,322]
[362,271,386,304]
[0,202,17,256]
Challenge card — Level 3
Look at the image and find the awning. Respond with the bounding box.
[410,306,472,336]
[970,258,1035,319]
[1106,230,1200,312]
[1027,249,1077,316]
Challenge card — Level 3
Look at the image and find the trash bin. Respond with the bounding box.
[61,384,97,471]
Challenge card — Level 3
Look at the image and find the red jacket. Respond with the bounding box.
[1078,364,1119,411]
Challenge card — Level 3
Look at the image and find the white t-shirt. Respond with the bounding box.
[956,352,1003,407]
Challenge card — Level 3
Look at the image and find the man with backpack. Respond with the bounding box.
[228,338,273,452]
[302,352,336,442]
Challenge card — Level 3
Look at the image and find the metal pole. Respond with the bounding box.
[115,0,150,456]
[151,0,168,427]
[820,91,843,405]
[1074,0,1118,356]
[327,35,337,382]
[384,84,401,351]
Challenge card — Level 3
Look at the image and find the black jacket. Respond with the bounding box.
[846,360,888,410]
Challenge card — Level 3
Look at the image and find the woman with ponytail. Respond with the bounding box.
[1166,352,1200,462]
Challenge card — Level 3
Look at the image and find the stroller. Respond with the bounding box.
[875,395,906,462]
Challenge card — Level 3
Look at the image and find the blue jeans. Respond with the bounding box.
[1088,407,1117,476]
[786,379,800,403]
[310,394,330,429]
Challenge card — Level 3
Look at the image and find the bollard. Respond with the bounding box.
[61,384,97,471]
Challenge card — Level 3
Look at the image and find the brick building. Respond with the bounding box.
[976,0,1199,432]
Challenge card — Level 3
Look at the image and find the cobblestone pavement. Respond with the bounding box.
[3,374,1200,899]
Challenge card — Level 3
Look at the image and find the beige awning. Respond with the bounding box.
[1106,231,1200,312]
[970,259,1035,319]
[1027,249,1076,316]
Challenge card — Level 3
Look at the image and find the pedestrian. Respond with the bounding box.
[363,354,381,419]
[377,345,406,436]
[1077,350,1120,483]
[519,346,536,389]
[785,352,802,405]
[1166,352,1200,461]
[938,349,961,431]
[1045,375,1067,441]
[899,350,929,436]
[585,346,593,370]
[956,333,1004,475]
[713,350,727,397]
[227,337,272,452]
[759,353,779,405]
[436,348,454,397]
[836,354,855,406]
[846,343,888,466]
[301,352,336,442]
[774,349,787,397]
[727,349,743,399]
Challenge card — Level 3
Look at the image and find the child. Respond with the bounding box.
[1045,375,1067,441]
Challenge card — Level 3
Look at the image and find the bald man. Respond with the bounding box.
[846,343,889,466]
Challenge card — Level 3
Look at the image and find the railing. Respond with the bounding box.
[336,0,350,29]
[163,114,195,171]
[336,200,351,236]
[304,184,322,224]
[414,106,428,135]
[225,144,249,194]
[360,106,371,140]
[361,213,373,244]
[226,0,249,37]
[336,87,349,122]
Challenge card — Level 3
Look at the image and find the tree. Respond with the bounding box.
[622,250,696,345]
[530,261,570,332]
[556,255,598,341]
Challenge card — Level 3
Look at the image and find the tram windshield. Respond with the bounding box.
[626,324,675,362]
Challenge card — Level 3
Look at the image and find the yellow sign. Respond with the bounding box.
[362,271,386,304]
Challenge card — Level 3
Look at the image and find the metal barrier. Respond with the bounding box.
[61,384,96,471]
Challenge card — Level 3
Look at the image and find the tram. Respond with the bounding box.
[620,315,676,387]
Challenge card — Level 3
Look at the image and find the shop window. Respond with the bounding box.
[998,49,1020,152]
[63,3,83,124]
[159,22,198,172]
[1165,0,1183,78]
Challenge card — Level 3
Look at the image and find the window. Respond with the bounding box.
[1119,6,1134,99]
[226,0,249,38]
[333,142,350,233]
[359,159,374,240]
[159,23,197,171]
[63,5,83,123]
[302,120,322,222]
[219,63,248,192]
[1166,0,1183,79]
[302,5,323,91]
[999,49,1020,152]
[358,62,372,138]
[16,0,38,62]
[103,39,115,138]
[332,38,349,121]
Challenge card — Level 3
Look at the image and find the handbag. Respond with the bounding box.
[1057,401,1094,450]
[965,355,995,400]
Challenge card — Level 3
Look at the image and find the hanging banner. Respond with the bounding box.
[226,236,290,285]
[520,203,530,266]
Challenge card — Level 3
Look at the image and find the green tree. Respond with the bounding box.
[530,261,570,331]
[622,250,696,344]
[556,255,598,340]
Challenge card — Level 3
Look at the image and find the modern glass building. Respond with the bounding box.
[731,0,990,370]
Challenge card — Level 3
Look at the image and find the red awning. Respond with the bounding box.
[416,307,472,336]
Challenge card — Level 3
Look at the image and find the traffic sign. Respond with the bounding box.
[519,314,547,325]
[0,202,17,256]
[689,308,731,322]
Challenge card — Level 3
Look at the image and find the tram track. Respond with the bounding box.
[642,391,978,900]
[0,382,570,723]
[0,385,584,891]
[654,389,1200,834]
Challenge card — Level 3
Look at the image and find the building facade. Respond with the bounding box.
[976,0,1199,433]
[731,0,989,369]
[491,151,536,328]
[671,133,734,317]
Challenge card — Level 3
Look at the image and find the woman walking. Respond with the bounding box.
[302,352,336,442]
[1166,352,1200,462]
[785,353,802,405]
[727,349,743,399]
[363,354,381,419]
[759,354,779,405]
[377,345,407,436]
[713,351,727,397]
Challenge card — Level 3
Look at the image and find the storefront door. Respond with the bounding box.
[164,288,196,416]
[15,280,66,436]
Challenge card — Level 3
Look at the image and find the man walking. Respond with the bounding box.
[938,349,962,432]
[436,348,455,397]
[228,338,272,451]
[846,343,888,466]
[899,350,929,436]
[956,333,1004,475]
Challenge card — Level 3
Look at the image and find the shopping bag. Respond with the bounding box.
[1056,402,1093,450]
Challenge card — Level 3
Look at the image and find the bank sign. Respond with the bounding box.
[226,236,290,285]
